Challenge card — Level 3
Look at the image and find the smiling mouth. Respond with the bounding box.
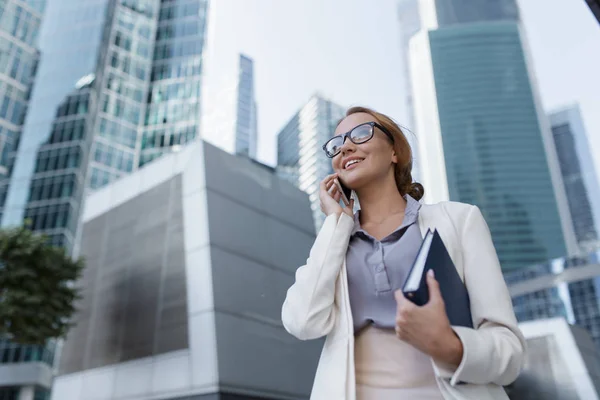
[344,158,364,169]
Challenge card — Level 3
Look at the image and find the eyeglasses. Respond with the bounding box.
[322,122,395,158]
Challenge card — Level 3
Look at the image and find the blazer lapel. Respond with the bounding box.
[417,203,432,237]
[417,203,465,282]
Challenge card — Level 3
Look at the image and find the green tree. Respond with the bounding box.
[0,225,84,344]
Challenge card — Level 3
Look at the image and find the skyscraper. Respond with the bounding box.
[398,0,422,182]
[403,0,577,270]
[0,1,209,398]
[202,54,258,159]
[0,0,46,224]
[1,0,210,253]
[0,3,54,399]
[505,250,600,351]
[276,94,345,230]
[549,105,600,253]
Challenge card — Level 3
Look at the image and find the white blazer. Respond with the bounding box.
[281,201,526,400]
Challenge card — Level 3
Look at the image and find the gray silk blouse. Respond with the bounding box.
[346,195,423,333]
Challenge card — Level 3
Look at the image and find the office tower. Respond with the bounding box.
[505,250,600,349]
[52,141,321,400]
[276,94,345,230]
[1,0,209,253]
[549,105,600,253]
[403,0,577,270]
[0,2,54,400]
[398,0,422,181]
[202,54,258,159]
[138,0,207,167]
[0,0,45,223]
[586,0,600,24]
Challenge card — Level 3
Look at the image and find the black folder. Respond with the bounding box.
[402,229,473,328]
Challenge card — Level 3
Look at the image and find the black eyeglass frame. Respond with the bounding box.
[322,122,395,158]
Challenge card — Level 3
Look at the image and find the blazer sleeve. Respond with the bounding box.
[281,212,355,341]
[434,205,526,386]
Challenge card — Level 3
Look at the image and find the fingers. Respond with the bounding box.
[333,190,341,202]
[320,173,338,190]
[395,291,414,339]
[343,198,355,212]
[320,174,339,196]
[394,289,405,305]
[426,269,443,305]
[394,289,416,316]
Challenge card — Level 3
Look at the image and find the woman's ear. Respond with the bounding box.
[392,151,398,164]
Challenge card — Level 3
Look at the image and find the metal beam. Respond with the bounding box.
[508,263,600,297]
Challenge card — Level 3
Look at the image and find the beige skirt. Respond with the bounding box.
[354,325,444,400]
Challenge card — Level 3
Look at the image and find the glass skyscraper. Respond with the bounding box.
[139,0,207,167]
[549,105,600,253]
[0,3,53,399]
[202,53,258,159]
[505,250,600,349]
[0,1,209,398]
[404,0,577,270]
[276,94,345,230]
[234,54,258,158]
[0,0,46,223]
[1,0,209,253]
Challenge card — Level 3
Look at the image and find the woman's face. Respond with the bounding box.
[332,112,397,189]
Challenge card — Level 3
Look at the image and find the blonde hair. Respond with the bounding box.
[341,106,424,201]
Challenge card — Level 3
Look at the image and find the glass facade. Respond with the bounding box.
[88,0,159,188]
[0,338,56,366]
[551,122,597,247]
[1,0,109,228]
[506,250,600,348]
[433,0,519,26]
[3,0,210,234]
[234,54,258,158]
[0,0,45,222]
[276,95,345,230]
[139,0,208,167]
[0,387,50,400]
[0,3,209,391]
[549,106,600,253]
[201,53,258,159]
[425,20,567,270]
[23,83,94,251]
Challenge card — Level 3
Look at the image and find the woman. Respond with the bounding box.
[281,107,526,400]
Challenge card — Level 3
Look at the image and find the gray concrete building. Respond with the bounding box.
[52,141,321,400]
[509,318,600,399]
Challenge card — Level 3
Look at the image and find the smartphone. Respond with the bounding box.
[334,178,352,206]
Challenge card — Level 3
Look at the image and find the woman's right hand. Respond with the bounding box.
[319,174,354,218]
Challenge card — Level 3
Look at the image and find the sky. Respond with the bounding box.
[202,0,600,176]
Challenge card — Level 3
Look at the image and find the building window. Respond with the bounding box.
[0,386,19,400]
[0,339,56,366]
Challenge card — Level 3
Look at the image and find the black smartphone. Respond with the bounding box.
[334,178,352,206]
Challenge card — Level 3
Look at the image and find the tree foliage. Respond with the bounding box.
[0,225,84,344]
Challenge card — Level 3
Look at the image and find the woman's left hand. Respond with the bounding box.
[394,270,464,367]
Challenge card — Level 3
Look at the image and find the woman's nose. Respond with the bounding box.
[340,137,356,155]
